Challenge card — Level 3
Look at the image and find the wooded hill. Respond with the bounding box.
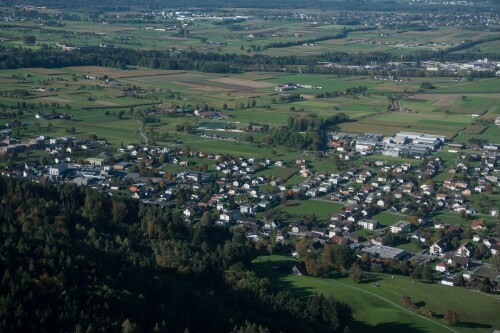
[0,177,352,333]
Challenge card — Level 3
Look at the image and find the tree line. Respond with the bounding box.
[0,46,498,74]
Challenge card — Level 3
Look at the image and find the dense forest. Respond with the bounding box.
[0,177,352,333]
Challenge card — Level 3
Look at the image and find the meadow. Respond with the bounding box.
[253,255,500,333]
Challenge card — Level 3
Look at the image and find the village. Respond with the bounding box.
[1,127,499,293]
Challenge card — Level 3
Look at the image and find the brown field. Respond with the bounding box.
[65,66,186,78]
[463,125,488,134]
[174,82,230,92]
[130,72,205,83]
[93,100,121,106]
[161,36,190,41]
[376,83,414,92]
[38,96,73,103]
[482,108,500,120]
[25,68,66,75]
[210,77,274,88]
[411,94,458,107]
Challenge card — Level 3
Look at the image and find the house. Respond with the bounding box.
[358,219,379,230]
[330,235,348,245]
[491,244,500,255]
[276,231,288,243]
[311,227,327,238]
[49,163,69,176]
[113,161,131,170]
[220,210,241,223]
[441,274,455,286]
[240,204,256,215]
[291,261,307,276]
[472,234,483,242]
[456,241,474,258]
[435,262,447,272]
[430,239,448,256]
[445,253,470,268]
[471,219,486,231]
[390,221,411,234]
[291,223,310,236]
[238,216,259,225]
[183,207,195,217]
[483,238,496,249]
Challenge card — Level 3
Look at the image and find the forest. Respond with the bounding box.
[0,45,499,74]
[0,177,353,333]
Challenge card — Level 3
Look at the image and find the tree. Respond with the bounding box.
[200,211,213,226]
[443,310,460,325]
[349,264,363,283]
[122,319,139,333]
[421,308,434,318]
[244,135,254,143]
[421,263,433,282]
[23,36,36,45]
[400,295,413,308]
[492,254,500,271]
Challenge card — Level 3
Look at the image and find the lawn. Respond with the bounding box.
[254,166,299,180]
[372,211,405,227]
[253,255,500,333]
[279,199,344,224]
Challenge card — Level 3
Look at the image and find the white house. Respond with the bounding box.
[435,262,447,272]
[456,242,474,258]
[390,221,411,234]
[430,239,447,256]
[441,275,455,287]
[358,219,379,230]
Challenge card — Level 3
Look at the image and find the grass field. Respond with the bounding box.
[278,199,344,224]
[372,211,405,227]
[253,255,500,333]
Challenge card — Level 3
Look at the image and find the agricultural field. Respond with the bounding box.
[253,255,500,333]
[1,66,499,160]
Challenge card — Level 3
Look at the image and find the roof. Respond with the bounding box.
[361,244,406,260]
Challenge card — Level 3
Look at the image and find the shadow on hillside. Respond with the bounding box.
[352,321,429,333]
[253,258,317,298]
[360,275,383,284]
[414,301,426,308]
[458,322,492,329]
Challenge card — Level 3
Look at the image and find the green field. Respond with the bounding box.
[253,255,500,333]
[277,199,344,224]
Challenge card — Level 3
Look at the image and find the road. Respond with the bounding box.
[137,120,148,146]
